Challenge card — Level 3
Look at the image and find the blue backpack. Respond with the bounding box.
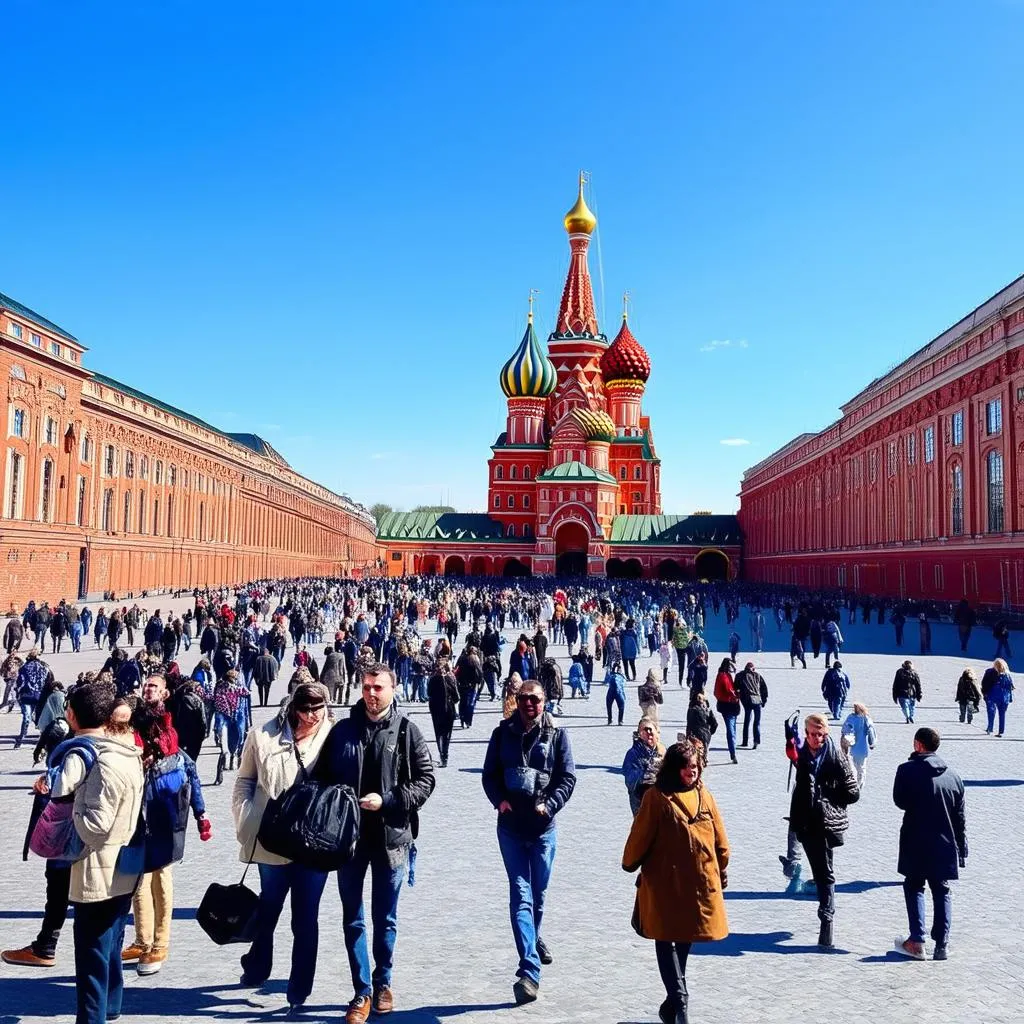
[25,737,98,864]
[142,753,192,872]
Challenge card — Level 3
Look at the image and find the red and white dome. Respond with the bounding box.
[600,316,651,384]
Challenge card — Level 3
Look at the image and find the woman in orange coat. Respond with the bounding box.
[622,739,730,1024]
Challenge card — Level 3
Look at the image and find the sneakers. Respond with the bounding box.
[137,948,167,975]
[121,943,147,963]
[512,976,539,1005]
[372,985,394,1014]
[1,946,55,968]
[934,945,948,961]
[893,937,926,960]
[536,936,553,965]
[345,995,371,1024]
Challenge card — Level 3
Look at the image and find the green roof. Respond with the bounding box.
[610,431,658,461]
[610,514,740,546]
[377,511,529,542]
[0,290,79,342]
[536,460,617,485]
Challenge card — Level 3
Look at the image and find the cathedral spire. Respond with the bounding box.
[554,172,601,339]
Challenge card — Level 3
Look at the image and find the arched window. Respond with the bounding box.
[523,494,531,509]
[101,489,114,531]
[12,408,26,438]
[123,492,132,533]
[138,490,146,533]
[987,450,1004,532]
[507,495,515,509]
[495,465,503,480]
[124,451,134,478]
[39,459,54,522]
[44,417,57,446]
[6,451,23,518]
[493,494,500,509]
[506,523,516,537]
[76,476,87,526]
[103,445,116,477]
[139,455,148,480]
[523,466,531,480]
[634,466,642,480]
[950,464,964,536]
[619,466,627,480]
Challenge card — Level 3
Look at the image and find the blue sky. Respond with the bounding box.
[2,1,1023,515]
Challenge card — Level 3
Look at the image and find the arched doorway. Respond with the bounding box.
[554,521,590,576]
[469,556,488,576]
[503,557,531,577]
[606,557,627,579]
[444,555,466,577]
[421,555,441,575]
[656,558,684,581]
[695,548,730,581]
[624,558,644,579]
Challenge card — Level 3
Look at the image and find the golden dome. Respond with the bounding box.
[563,172,597,235]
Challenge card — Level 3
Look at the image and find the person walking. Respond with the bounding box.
[637,669,664,724]
[713,659,740,764]
[735,661,767,749]
[313,665,435,1023]
[981,658,1014,736]
[787,713,860,948]
[605,665,627,726]
[481,679,576,1006]
[892,728,967,961]
[892,660,923,724]
[685,691,717,766]
[622,739,730,1024]
[954,668,981,725]
[621,619,640,682]
[622,717,664,815]
[821,661,851,721]
[427,664,458,767]
[840,702,876,787]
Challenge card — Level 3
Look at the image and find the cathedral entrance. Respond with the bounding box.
[695,548,730,581]
[554,521,590,576]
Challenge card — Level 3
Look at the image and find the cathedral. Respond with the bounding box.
[379,178,740,579]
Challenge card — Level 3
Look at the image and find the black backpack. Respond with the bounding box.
[258,747,360,871]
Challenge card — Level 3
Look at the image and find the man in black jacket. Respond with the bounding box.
[481,679,577,1006]
[893,728,966,961]
[314,665,434,1024]
[788,713,860,948]
[734,662,768,749]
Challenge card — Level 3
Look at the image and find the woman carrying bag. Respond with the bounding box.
[231,683,333,1011]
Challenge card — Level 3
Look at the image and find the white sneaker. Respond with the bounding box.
[893,937,926,960]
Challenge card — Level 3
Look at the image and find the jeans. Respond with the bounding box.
[654,940,691,1013]
[983,700,1007,733]
[70,624,82,653]
[606,688,625,724]
[898,697,916,722]
[827,697,846,720]
[72,893,132,1024]
[496,824,556,984]
[741,703,761,746]
[903,876,951,946]
[242,862,329,1005]
[799,833,835,922]
[338,841,406,997]
[18,699,34,741]
[33,861,72,959]
[721,709,738,759]
[958,701,975,724]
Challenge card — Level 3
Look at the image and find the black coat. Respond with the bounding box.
[892,667,923,702]
[789,737,860,845]
[686,703,718,750]
[893,752,966,880]
[252,653,279,687]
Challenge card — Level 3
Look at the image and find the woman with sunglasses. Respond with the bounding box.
[623,740,730,1024]
[231,682,334,1012]
[622,717,665,815]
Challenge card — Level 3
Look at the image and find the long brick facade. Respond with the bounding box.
[739,275,1024,608]
[0,292,377,606]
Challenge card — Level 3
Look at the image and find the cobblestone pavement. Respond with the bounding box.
[0,603,1020,1023]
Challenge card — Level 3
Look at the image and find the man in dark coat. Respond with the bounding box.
[788,713,860,949]
[734,661,768,748]
[251,650,279,707]
[892,728,967,961]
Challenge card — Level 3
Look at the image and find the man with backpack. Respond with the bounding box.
[15,647,53,750]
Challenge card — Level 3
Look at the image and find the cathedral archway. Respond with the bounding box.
[444,555,466,577]
[469,556,489,576]
[694,548,730,581]
[503,557,531,577]
[656,558,685,581]
[555,521,590,576]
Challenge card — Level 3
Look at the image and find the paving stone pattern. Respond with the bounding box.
[0,601,1021,1023]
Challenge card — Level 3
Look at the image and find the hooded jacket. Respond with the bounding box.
[893,751,967,880]
[71,735,145,903]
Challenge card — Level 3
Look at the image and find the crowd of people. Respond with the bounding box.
[0,573,1016,1024]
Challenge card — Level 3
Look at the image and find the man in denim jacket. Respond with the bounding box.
[482,680,576,1006]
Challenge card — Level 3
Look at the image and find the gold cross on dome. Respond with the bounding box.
[622,291,631,320]
[528,288,539,323]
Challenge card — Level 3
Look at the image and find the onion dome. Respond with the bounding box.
[563,172,597,235]
[499,312,557,398]
[568,407,617,442]
[600,312,651,384]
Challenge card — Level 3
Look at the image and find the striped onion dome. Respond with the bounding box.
[499,316,557,398]
[568,407,617,442]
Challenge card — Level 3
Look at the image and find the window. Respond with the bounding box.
[169,465,176,487]
[40,459,54,522]
[506,523,516,537]
[493,494,500,509]
[495,465,503,480]
[166,495,174,535]
[153,498,160,534]
[987,450,1004,532]
[510,466,518,480]
[12,409,25,438]
[951,410,963,446]
[507,495,515,509]
[523,524,533,538]
[123,492,132,533]
[951,464,964,536]
[30,332,40,346]
[138,490,146,533]
[906,433,916,465]
[76,476,86,526]
[633,491,642,501]
[986,398,1002,436]
[869,449,878,482]
[139,455,149,479]
[45,417,57,446]
[80,434,92,462]
[50,342,61,357]
[8,323,22,340]
[155,460,163,485]
[924,427,935,463]
[619,466,627,480]
[523,466,531,480]
[7,451,23,518]
[887,440,897,477]
[103,445,116,477]
[101,489,114,531]
[634,466,642,480]
[523,494,531,509]
[124,452,134,478]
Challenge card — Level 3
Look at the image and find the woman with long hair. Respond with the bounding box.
[712,658,740,764]
[622,740,730,1024]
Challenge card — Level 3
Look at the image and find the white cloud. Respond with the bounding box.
[699,339,749,353]
[719,438,750,446]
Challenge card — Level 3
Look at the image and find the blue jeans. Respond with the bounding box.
[72,893,131,1024]
[983,700,1007,733]
[337,842,405,997]
[903,876,951,947]
[496,824,557,984]
[18,699,34,741]
[70,623,83,652]
[899,697,916,722]
[741,703,761,746]
[242,863,328,1005]
[606,688,625,724]
[722,711,738,758]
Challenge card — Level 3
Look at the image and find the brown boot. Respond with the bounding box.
[1,946,55,968]
[372,985,394,1014]
[345,995,371,1024]
[121,943,147,963]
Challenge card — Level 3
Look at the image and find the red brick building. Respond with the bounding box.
[0,291,377,606]
[739,274,1024,608]
[380,177,741,580]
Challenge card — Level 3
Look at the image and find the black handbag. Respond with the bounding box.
[257,747,360,871]
[197,845,259,945]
